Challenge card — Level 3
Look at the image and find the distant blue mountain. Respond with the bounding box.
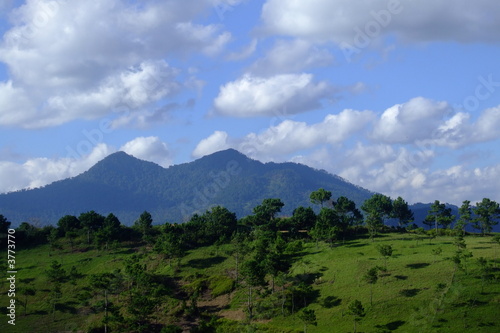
[0,149,377,226]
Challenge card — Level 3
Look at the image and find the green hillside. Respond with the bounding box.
[1,226,499,332]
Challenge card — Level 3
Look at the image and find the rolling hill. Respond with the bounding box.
[0,149,376,226]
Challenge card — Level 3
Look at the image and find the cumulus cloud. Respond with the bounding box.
[260,0,500,45]
[192,131,230,158]
[0,0,230,128]
[0,143,114,193]
[371,97,452,144]
[248,39,334,75]
[213,73,334,117]
[120,136,172,167]
[0,136,173,193]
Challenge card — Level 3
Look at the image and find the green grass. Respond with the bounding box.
[1,233,500,332]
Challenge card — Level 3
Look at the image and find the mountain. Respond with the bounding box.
[0,149,376,226]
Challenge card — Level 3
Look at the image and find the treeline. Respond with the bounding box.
[1,190,499,332]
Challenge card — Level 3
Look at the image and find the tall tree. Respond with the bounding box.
[134,211,153,243]
[298,308,317,333]
[251,198,284,228]
[364,267,378,306]
[362,194,392,240]
[424,200,455,235]
[455,200,473,236]
[57,215,80,234]
[473,198,500,236]
[240,259,266,319]
[334,196,362,242]
[310,188,332,207]
[79,211,105,244]
[391,196,414,228]
[347,299,365,333]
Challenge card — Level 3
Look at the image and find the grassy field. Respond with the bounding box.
[1,233,500,332]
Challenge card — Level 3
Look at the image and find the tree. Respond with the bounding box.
[290,206,317,234]
[313,207,340,247]
[455,200,473,236]
[96,213,121,250]
[252,198,285,227]
[391,196,414,228]
[310,188,332,207]
[334,196,362,243]
[79,211,105,244]
[298,308,317,333]
[57,215,80,234]
[364,267,378,306]
[19,285,36,316]
[362,194,393,240]
[0,214,11,233]
[89,272,119,333]
[240,259,266,319]
[473,198,500,236]
[347,299,365,333]
[424,200,455,235]
[134,211,154,243]
[46,260,67,284]
[377,244,393,270]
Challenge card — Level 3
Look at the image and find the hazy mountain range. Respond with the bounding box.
[1,149,383,226]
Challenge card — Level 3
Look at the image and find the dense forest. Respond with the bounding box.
[1,190,500,332]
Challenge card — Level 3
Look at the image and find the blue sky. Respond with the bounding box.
[1,0,500,206]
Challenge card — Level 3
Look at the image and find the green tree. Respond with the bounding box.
[424,200,455,235]
[473,198,500,236]
[89,272,119,333]
[19,285,36,316]
[95,213,121,250]
[252,198,285,228]
[362,194,393,240]
[57,215,80,234]
[364,267,378,306]
[455,200,473,236]
[134,211,154,243]
[290,206,317,234]
[0,214,11,233]
[347,299,365,333]
[79,211,105,244]
[310,188,332,207]
[46,260,67,283]
[391,196,414,227]
[334,196,363,242]
[240,259,266,319]
[377,244,393,270]
[298,308,317,333]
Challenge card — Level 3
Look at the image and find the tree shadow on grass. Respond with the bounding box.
[399,288,421,297]
[406,263,430,269]
[375,320,406,331]
[321,295,342,308]
[394,275,408,280]
[186,256,226,269]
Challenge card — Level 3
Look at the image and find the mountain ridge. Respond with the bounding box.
[0,149,378,226]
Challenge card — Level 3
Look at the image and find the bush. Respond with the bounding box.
[209,275,234,297]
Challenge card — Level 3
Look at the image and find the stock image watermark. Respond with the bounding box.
[6,228,17,326]
[340,0,403,63]
[456,74,500,112]
[8,0,67,44]
[179,160,242,220]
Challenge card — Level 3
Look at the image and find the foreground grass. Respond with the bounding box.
[1,233,499,332]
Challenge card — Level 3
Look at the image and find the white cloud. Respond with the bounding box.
[120,136,172,167]
[194,108,375,160]
[213,73,333,117]
[260,0,500,45]
[0,143,114,193]
[0,0,230,128]
[248,39,334,75]
[371,97,451,144]
[192,131,230,158]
